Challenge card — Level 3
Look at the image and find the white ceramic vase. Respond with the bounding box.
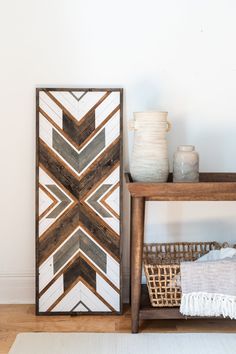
[130,111,171,182]
[173,145,199,182]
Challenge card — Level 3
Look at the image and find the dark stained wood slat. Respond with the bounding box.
[78,228,107,273]
[39,203,80,265]
[64,255,96,291]
[63,111,95,147]
[78,105,120,151]
[53,230,81,274]
[77,249,120,294]
[79,129,105,171]
[79,203,120,260]
[39,107,80,151]
[39,140,80,200]
[52,130,80,172]
[79,138,120,199]
[39,163,78,204]
[80,162,120,206]
[39,249,91,298]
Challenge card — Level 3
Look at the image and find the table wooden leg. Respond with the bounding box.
[131,197,145,333]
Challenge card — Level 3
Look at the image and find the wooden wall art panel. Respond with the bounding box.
[36,88,123,314]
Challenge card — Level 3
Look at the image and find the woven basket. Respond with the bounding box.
[143,241,222,307]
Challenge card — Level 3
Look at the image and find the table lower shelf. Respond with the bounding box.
[140,285,231,321]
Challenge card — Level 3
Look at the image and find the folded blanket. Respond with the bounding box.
[170,248,236,288]
[180,257,236,319]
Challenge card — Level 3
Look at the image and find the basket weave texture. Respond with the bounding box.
[143,242,221,307]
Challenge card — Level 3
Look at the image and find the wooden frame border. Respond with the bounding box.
[35,87,123,315]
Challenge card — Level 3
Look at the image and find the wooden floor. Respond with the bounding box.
[1,305,236,354]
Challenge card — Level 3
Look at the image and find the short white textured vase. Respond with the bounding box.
[173,145,199,182]
[130,111,171,182]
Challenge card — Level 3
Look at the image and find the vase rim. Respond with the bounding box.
[177,145,195,152]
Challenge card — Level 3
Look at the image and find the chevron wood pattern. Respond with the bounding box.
[36,88,123,315]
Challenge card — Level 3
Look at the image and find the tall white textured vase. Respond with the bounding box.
[130,111,171,182]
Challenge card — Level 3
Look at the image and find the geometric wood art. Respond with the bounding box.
[36,88,123,314]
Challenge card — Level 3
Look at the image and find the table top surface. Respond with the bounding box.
[124,172,236,201]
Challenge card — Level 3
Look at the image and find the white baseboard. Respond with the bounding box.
[0,271,130,305]
[0,273,35,304]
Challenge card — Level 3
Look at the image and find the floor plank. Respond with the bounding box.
[1,305,236,354]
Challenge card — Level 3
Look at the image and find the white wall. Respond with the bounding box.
[0,0,236,303]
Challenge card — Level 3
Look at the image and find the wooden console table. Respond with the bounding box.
[125,172,236,333]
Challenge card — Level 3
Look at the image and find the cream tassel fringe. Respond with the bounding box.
[180,292,236,319]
